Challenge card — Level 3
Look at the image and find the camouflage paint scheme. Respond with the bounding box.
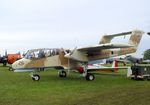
[12,29,144,71]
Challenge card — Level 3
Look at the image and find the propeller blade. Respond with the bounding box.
[64,47,77,59]
[69,47,77,56]
[61,48,68,55]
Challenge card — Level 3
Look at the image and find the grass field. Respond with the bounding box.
[0,65,150,105]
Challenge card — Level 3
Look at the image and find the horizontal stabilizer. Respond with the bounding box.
[99,30,144,45]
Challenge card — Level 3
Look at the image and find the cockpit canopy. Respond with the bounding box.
[24,48,61,59]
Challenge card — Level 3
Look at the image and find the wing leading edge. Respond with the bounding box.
[77,43,133,52]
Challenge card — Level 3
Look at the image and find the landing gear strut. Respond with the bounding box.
[83,63,95,81]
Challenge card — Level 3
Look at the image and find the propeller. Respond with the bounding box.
[69,47,77,56]
[64,47,77,58]
[61,48,71,74]
[147,32,150,35]
[61,48,69,55]
[61,47,77,74]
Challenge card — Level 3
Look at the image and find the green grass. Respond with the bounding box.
[0,65,150,105]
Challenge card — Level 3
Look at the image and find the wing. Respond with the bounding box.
[64,43,134,62]
[77,43,133,52]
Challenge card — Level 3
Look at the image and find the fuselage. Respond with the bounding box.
[12,46,137,71]
[12,48,81,70]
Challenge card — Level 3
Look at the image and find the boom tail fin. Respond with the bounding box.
[128,30,144,48]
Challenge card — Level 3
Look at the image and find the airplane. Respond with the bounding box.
[87,60,128,73]
[105,57,126,66]
[124,55,143,64]
[12,29,144,81]
[0,51,7,66]
[0,55,7,66]
[105,55,142,65]
[0,51,21,67]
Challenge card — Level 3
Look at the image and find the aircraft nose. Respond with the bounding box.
[12,59,25,70]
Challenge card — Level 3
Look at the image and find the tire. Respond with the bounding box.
[32,74,40,81]
[59,71,67,78]
[86,73,95,81]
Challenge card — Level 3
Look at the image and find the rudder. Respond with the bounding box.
[128,30,144,48]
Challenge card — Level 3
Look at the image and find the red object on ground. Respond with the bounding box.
[7,54,22,64]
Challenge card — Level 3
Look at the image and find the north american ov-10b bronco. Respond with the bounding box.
[12,29,144,81]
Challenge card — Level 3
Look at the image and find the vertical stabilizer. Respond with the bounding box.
[128,30,144,48]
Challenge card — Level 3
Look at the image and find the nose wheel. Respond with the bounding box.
[32,74,40,81]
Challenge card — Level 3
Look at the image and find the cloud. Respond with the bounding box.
[0,0,149,56]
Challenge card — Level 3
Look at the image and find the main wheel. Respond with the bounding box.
[59,71,67,77]
[86,73,95,81]
[32,74,40,81]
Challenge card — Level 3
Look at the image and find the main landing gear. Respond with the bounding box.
[57,63,95,81]
[58,70,67,77]
[83,63,95,81]
[86,73,95,81]
[58,70,95,81]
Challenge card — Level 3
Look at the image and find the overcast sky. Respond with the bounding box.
[0,0,150,57]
